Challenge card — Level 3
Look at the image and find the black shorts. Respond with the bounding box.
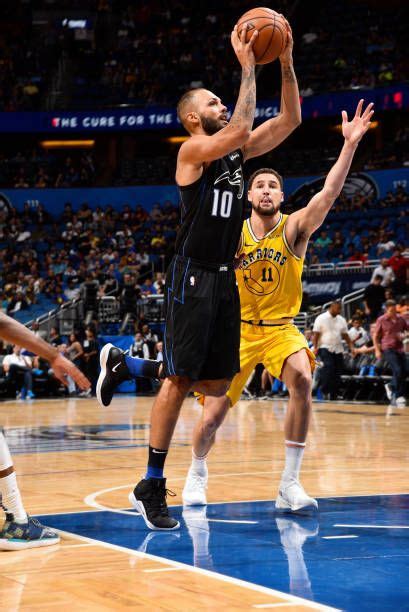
[163,255,240,381]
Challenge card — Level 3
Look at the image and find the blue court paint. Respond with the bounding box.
[37,494,409,611]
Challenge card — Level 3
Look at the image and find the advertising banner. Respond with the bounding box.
[0,85,407,133]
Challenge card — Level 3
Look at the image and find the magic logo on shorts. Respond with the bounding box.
[239,247,287,296]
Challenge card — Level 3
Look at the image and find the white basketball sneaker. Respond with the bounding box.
[182,464,208,506]
[396,396,406,408]
[276,479,318,514]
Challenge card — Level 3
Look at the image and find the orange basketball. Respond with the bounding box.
[236,7,288,65]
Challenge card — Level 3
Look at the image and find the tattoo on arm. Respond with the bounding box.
[281,62,296,83]
[229,67,256,130]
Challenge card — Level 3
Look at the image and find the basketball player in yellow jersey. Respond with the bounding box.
[183,99,374,513]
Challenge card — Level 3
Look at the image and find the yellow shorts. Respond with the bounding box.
[226,322,315,406]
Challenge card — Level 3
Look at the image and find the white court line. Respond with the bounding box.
[143,567,185,573]
[84,487,141,515]
[54,528,338,611]
[253,604,300,609]
[322,535,358,540]
[334,524,409,529]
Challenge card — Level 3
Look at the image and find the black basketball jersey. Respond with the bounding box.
[175,149,245,264]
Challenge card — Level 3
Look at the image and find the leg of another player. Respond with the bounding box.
[276,350,318,513]
[129,376,191,530]
[0,430,59,550]
[183,394,231,506]
[0,431,27,523]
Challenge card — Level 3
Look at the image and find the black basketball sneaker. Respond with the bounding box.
[96,343,131,407]
[129,478,180,530]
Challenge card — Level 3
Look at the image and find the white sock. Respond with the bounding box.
[191,449,207,475]
[282,441,305,484]
[0,432,28,522]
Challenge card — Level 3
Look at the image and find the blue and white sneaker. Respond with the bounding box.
[0,513,60,551]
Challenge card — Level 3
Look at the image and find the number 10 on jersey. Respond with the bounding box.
[211,188,233,218]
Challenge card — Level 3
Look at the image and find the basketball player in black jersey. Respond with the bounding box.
[98,20,302,529]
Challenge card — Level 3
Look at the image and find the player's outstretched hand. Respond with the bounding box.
[342,100,374,145]
[231,24,258,70]
[279,16,293,62]
[50,352,90,390]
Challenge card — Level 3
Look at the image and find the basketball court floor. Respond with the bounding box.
[1,395,408,610]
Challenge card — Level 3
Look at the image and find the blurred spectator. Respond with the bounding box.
[348,316,370,349]
[2,345,34,400]
[314,230,332,250]
[374,299,408,407]
[31,321,47,340]
[7,291,29,315]
[312,302,354,400]
[141,323,158,358]
[153,272,165,294]
[129,331,152,392]
[64,279,81,301]
[82,327,99,396]
[363,275,385,322]
[140,278,156,296]
[48,326,63,347]
[396,296,409,322]
[66,332,84,369]
[155,340,164,362]
[388,247,409,294]
[130,332,149,360]
[371,258,395,287]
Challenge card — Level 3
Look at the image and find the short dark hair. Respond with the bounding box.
[373,274,383,281]
[247,168,283,191]
[177,89,201,128]
[385,299,396,307]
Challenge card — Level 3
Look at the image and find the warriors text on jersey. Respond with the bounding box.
[175,149,244,264]
[236,214,304,320]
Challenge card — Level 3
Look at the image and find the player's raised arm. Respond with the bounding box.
[242,19,301,162]
[289,100,374,243]
[177,25,257,170]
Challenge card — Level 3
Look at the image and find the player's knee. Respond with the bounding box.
[167,375,192,393]
[197,379,230,397]
[211,381,230,396]
[289,370,312,395]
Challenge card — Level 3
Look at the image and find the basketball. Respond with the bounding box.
[236,7,288,65]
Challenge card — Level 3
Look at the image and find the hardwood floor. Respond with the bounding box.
[0,395,407,610]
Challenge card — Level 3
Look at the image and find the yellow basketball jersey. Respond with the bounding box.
[236,213,304,320]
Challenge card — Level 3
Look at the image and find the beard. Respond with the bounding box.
[200,114,223,135]
[252,201,280,217]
